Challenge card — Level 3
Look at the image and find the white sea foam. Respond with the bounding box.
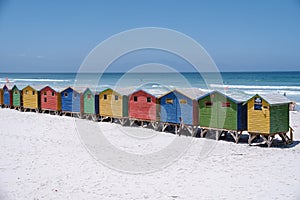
[11,78,70,82]
[210,84,300,90]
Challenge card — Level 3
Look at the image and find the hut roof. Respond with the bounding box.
[3,83,14,90]
[21,85,45,91]
[140,88,171,98]
[40,85,61,92]
[175,88,208,100]
[248,93,291,105]
[115,87,136,96]
[197,90,252,103]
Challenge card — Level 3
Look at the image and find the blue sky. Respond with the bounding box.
[0,0,299,72]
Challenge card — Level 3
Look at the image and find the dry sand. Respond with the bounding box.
[0,108,300,200]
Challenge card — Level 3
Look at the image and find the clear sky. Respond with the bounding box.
[0,0,299,72]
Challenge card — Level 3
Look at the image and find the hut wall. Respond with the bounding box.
[41,87,60,111]
[160,92,178,123]
[3,86,12,106]
[199,92,238,130]
[218,95,237,130]
[247,97,270,134]
[83,90,95,114]
[199,94,216,128]
[270,104,289,133]
[22,86,39,109]
[160,91,196,125]
[122,95,128,117]
[237,103,247,131]
[0,89,3,105]
[99,89,123,117]
[129,90,157,121]
[12,87,21,107]
[61,88,81,112]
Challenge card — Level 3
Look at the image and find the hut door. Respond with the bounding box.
[167,94,177,123]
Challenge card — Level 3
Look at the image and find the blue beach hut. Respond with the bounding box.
[159,88,206,125]
[60,87,83,114]
[3,84,13,107]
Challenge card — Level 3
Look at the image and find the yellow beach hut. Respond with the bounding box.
[246,93,292,147]
[99,88,132,125]
[22,85,40,111]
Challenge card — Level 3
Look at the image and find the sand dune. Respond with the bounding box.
[0,108,299,200]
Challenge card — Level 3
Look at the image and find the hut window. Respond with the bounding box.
[205,101,213,107]
[44,91,47,95]
[14,91,18,94]
[115,95,119,101]
[44,98,47,102]
[254,97,262,110]
[64,92,68,97]
[52,91,55,96]
[32,91,35,95]
[134,96,138,102]
[87,94,91,99]
[222,102,231,107]
[25,90,28,95]
[104,94,107,100]
[74,93,77,98]
[180,99,187,104]
[166,98,173,104]
[147,97,151,103]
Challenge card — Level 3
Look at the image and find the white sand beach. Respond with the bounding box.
[0,108,300,200]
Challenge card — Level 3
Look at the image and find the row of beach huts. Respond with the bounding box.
[0,84,294,147]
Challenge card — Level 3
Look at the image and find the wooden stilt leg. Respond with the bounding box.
[200,129,207,138]
[175,125,178,135]
[162,124,168,132]
[215,130,221,141]
[248,133,257,145]
[129,120,135,127]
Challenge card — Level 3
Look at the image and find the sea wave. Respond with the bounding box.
[0,78,71,83]
[210,84,300,90]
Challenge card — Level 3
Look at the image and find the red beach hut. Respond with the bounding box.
[40,86,61,113]
[129,89,168,122]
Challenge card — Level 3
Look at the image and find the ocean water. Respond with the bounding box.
[0,72,299,109]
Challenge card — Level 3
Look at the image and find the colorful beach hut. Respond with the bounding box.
[198,91,250,141]
[246,93,292,147]
[159,88,206,135]
[129,88,169,129]
[60,87,83,116]
[22,85,40,111]
[83,88,99,120]
[99,88,131,125]
[40,86,61,114]
[3,84,13,107]
[0,86,3,106]
[12,85,22,109]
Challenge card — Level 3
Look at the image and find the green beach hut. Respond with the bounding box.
[12,85,22,108]
[198,90,250,142]
[83,88,99,120]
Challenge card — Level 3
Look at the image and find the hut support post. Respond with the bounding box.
[200,129,208,138]
[162,124,169,132]
[216,130,221,141]
[92,115,99,122]
[248,133,257,145]
[151,122,160,131]
[261,135,274,148]
[129,120,135,127]
[119,118,128,126]
[186,126,198,137]
[230,131,242,144]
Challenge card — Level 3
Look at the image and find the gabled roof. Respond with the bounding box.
[133,88,171,98]
[21,85,45,91]
[247,93,291,105]
[175,88,208,100]
[197,90,251,103]
[3,83,14,90]
[39,85,61,92]
[60,86,84,94]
